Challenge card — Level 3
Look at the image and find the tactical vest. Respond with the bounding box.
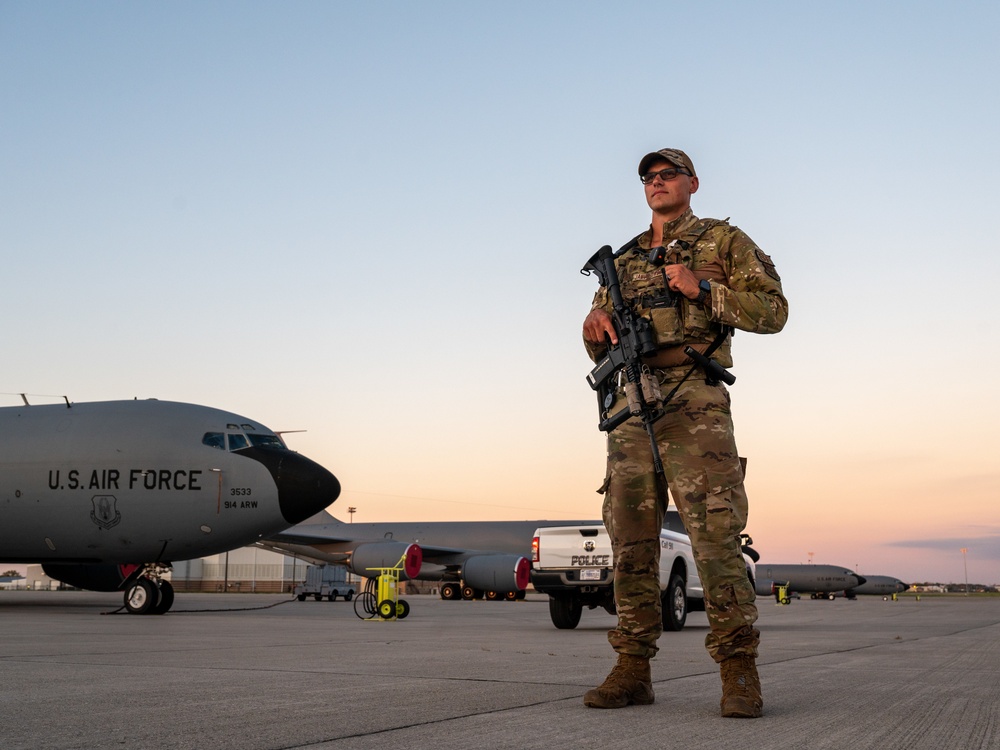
[614,218,733,366]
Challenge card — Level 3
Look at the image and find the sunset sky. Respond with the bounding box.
[3,2,998,585]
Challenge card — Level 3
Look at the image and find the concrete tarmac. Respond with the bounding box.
[1,591,998,750]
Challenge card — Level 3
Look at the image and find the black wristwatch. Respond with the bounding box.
[696,279,712,306]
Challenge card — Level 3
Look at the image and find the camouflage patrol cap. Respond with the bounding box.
[638,148,696,179]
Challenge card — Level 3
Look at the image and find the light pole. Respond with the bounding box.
[348,506,356,523]
[961,547,969,596]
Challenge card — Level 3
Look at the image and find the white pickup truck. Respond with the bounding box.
[531,510,757,631]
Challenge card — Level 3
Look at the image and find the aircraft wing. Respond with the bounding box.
[260,516,587,594]
[266,528,357,546]
[263,527,475,565]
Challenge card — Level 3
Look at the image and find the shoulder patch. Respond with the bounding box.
[755,249,780,281]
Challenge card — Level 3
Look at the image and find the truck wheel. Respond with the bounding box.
[297,594,306,602]
[662,573,687,631]
[549,596,582,629]
[344,590,354,602]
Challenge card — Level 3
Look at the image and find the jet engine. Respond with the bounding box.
[347,542,422,580]
[461,554,530,593]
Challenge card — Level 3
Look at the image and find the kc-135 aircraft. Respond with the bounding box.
[847,575,908,597]
[261,510,766,602]
[260,513,593,601]
[754,563,867,600]
[755,565,907,600]
[0,398,340,614]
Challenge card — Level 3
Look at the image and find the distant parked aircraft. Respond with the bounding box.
[845,575,908,597]
[754,563,865,600]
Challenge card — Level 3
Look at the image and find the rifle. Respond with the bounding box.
[581,245,667,474]
[581,244,736,477]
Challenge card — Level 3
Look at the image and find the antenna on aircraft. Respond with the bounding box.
[6,393,71,408]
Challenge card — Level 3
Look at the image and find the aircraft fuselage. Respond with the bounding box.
[0,399,339,565]
[755,563,865,596]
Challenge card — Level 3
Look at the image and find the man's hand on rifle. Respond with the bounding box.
[583,309,618,345]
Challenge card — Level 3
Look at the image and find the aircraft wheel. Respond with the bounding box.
[396,599,410,619]
[485,590,501,601]
[440,583,460,600]
[124,577,160,615]
[504,591,518,601]
[377,599,396,619]
[150,580,174,614]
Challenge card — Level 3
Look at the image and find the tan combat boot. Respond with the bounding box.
[720,653,763,718]
[583,654,654,709]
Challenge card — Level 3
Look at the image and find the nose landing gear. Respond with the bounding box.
[123,565,174,614]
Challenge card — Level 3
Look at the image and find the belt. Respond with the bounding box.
[642,343,712,369]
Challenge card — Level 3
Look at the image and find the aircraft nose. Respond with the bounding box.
[238,447,341,524]
[275,451,341,524]
[274,453,340,524]
[855,575,868,586]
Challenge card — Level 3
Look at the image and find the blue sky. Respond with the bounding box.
[3,2,999,584]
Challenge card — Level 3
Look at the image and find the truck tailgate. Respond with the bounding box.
[535,525,610,570]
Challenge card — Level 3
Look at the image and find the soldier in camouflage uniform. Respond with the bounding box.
[581,148,787,717]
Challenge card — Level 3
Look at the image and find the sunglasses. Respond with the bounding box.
[640,167,691,184]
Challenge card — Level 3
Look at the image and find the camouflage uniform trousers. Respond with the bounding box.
[601,365,759,663]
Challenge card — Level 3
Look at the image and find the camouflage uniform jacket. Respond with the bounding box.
[586,208,788,368]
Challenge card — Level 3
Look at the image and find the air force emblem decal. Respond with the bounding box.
[90,495,122,530]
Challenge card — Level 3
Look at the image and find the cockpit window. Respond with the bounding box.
[205,431,284,452]
[247,433,285,449]
[227,433,250,451]
[202,432,226,450]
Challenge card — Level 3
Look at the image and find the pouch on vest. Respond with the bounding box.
[647,303,684,346]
